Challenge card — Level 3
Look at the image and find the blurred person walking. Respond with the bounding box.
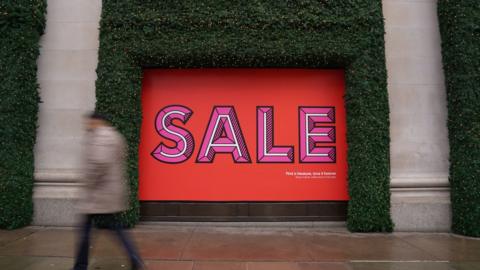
[73,112,144,270]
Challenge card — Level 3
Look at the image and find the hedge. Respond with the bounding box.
[438,0,480,237]
[96,0,393,231]
[0,0,46,229]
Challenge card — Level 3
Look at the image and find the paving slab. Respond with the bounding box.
[146,260,194,270]
[182,227,311,261]
[0,256,36,270]
[193,261,246,270]
[397,233,480,261]
[451,262,480,270]
[294,231,436,261]
[133,227,194,260]
[0,228,76,257]
[0,229,36,247]
[0,256,73,270]
[350,261,455,270]
[297,262,350,270]
[89,257,131,269]
[247,262,302,270]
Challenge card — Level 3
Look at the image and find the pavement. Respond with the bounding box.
[1,224,480,270]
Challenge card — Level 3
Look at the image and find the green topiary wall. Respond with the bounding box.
[438,0,480,237]
[96,0,393,232]
[0,0,46,229]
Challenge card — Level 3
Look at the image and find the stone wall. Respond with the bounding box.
[33,0,450,230]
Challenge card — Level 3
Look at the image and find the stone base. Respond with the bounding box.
[33,182,82,226]
[391,188,451,232]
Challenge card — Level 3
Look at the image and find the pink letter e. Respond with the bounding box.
[299,107,336,163]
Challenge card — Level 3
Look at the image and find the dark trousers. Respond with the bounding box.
[73,214,142,270]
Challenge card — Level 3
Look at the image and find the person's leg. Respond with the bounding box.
[73,215,94,270]
[109,218,143,269]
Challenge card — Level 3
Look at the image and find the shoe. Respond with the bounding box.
[131,260,146,270]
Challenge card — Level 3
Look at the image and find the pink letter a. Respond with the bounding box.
[197,106,251,163]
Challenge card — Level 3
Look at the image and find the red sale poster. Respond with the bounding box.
[139,69,348,201]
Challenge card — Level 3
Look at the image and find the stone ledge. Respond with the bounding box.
[34,169,83,182]
[390,175,449,188]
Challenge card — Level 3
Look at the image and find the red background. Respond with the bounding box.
[139,69,348,201]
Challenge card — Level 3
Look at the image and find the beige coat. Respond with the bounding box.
[80,126,129,214]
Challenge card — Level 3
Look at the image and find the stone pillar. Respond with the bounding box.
[33,0,102,225]
[383,0,451,231]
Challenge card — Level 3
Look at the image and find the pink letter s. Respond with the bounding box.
[152,105,194,163]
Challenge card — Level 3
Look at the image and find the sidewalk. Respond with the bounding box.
[1,224,479,270]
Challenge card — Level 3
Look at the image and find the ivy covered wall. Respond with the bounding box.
[96,0,393,232]
[438,0,480,237]
[0,0,46,229]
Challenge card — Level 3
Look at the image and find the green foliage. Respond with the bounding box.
[438,0,480,237]
[0,0,46,229]
[97,0,393,231]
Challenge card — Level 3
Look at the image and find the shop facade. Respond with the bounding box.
[30,0,451,231]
